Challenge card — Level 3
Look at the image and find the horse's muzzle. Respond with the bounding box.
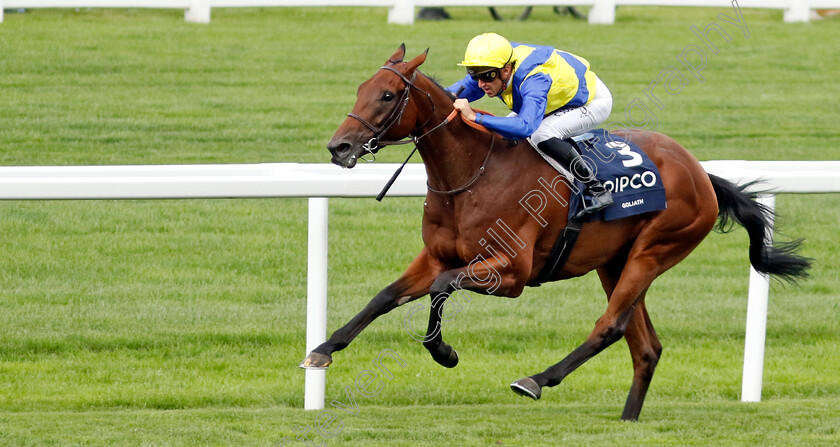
[327,141,358,168]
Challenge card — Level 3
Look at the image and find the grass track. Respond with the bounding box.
[1,5,839,446]
[1,400,838,446]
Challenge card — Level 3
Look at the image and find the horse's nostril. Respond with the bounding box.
[330,142,352,156]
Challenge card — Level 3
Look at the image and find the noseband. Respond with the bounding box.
[346,65,443,162]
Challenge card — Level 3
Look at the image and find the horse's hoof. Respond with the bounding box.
[425,341,460,368]
[440,348,459,368]
[510,377,541,400]
[429,345,458,368]
[300,351,332,369]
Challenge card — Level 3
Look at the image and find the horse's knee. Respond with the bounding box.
[599,324,627,347]
[642,340,662,371]
[496,279,525,297]
[594,312,634,347]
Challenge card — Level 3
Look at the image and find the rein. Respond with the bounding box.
[426,136,495,195]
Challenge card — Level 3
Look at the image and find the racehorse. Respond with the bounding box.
[302,45,810,421]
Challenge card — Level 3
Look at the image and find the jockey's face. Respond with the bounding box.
[473,64,511,97]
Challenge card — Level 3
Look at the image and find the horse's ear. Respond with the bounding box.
[405,48,429,73]
[387,44,406,65]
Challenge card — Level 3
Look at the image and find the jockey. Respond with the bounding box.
[448,33,614,215]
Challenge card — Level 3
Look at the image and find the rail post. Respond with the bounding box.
[741,193,775,402]
[589,0,616,24]
[304,197,329,410]
[388,0,415,24]
[784,0,811,22]
[185,0,211,23]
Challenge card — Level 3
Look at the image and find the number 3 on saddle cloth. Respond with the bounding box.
[569,129,667,222]
[530,129,667,286]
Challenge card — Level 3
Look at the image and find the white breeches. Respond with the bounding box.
[527,76,613,146]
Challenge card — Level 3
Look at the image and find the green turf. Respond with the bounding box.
[1,5,839,447]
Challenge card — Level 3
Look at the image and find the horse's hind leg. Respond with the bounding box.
[620,296,662,421]
[597,265,662,420]
[510,257,656,406]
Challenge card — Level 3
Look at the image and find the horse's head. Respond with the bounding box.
[327,44,428,168]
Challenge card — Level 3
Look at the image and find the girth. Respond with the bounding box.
[529,216,584,287]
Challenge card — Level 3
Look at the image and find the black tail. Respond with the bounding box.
[708,174,811,283]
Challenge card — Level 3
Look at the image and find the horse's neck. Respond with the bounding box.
[413,84,494,193]
[418,121,494,194]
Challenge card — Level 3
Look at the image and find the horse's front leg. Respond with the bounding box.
[300,249,444,369]
[421,255,521,368]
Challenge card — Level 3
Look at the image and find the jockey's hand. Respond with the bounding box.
[453,98,477,122]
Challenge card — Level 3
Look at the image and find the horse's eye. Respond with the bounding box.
[382,91,395,102]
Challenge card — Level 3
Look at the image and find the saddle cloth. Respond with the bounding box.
[533,128,667,222]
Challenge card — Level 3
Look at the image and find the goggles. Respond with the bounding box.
[468,68,500,83]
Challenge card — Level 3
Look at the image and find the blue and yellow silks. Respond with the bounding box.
[448,42,598,140]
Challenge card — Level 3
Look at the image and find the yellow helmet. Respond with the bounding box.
[458,33,513,69]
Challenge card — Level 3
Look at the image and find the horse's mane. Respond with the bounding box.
[420,71,457,101]
[415,69,515,143]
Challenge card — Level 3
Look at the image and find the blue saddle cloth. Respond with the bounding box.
[567,129,667,222]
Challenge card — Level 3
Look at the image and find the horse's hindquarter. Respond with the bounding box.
[590,131,718,276]
[632,131,718,235]
[556,131,719,280]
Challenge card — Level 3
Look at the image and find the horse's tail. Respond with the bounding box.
[708,173,811,283]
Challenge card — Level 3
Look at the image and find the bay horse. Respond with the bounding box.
[302,45,810,420]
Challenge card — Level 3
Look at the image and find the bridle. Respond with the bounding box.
[347,63,495,199]
[346,64,452,163]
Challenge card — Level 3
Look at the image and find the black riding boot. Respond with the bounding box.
[536,137,613,216]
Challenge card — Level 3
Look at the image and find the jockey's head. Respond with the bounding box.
[458,33,513,97]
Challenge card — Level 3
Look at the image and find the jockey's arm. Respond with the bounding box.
[446,75,485,101]
[474,74,551,140]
